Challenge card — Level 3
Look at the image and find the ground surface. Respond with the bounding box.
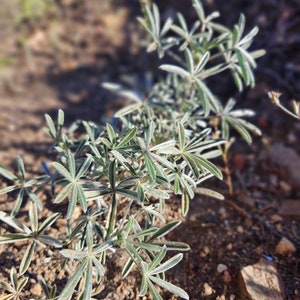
[0,0,300,299]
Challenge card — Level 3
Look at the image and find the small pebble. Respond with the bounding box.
[217,263,228,273]
[237,225,244,233]
[201,282,215,296]
[275,237,296,255]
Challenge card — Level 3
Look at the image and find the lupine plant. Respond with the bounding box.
[0,1,264,299]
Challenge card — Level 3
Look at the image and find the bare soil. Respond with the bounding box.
[0,1,300,299]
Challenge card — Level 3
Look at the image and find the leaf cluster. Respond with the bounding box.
[0,1,264,299]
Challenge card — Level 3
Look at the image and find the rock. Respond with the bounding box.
[201,282,215,296]
[279,200,300,220]
[239,258,284,300]
[30,282,42,296]
[275,237,296,255]
[271,214,283,223]
[217,263,228,273]
[264,143,300,190]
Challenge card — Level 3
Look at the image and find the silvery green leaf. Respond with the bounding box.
[114,188,138,200]
[239,26,259,47]
[139,276,148,297]
[76,184,87,213]
[59,249,86,259]
[76,155,92,180]
[250,49,266,59]
[16,275,29,292]
[0,211,31,233]
[37,235,62,248]
[170,24,187,38]
[29,202,38,233]
[67,151,76,179]
[53,183,72,203]
[52,162,72,182]
[178,122,185,151]
[148,221,181,242]
[144,155,156,181]
[16,156,25,180]
[194,51,210,74]
[202,149,222,159]
[149,140,176,152]
[152,241,190,251]
[161,17,173,36]
[195,187,224,200]
[229,108,255,117]
[130,228,158,239]
[92,257,105,277]
[0,233,29,244]
[118,127,137,148]
[184,48,194,74]
[159,64,191,78]
[115,102,143,118]
[192,0,205,22]
[28,191,43,211]
[131,241,162,252]
[0,185,18,195]
[148,246,167,272]
[226,117,252,143]
[37,275,51,298]
[82,258,93,300]
[150,253,183,275]
[237,14,245,41]
[20,241,36,275]
[58,109,64,127]
[58,259,87,300]
[147,277,163,300]
[149,275,189,299]
[181,191,190,217]
[0,166,18,181]
[231,68,244,91]
[150,152,175,170]
[192,155,223,179]
[0,280,15,293]
[238,47,256,68]
[144,206,165,223]
[93,237,116,255]
[122,257,135,278]
[235,48,251,85]
[11,189,24,217]
[45,114,56,139]
[38,213,61,234]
